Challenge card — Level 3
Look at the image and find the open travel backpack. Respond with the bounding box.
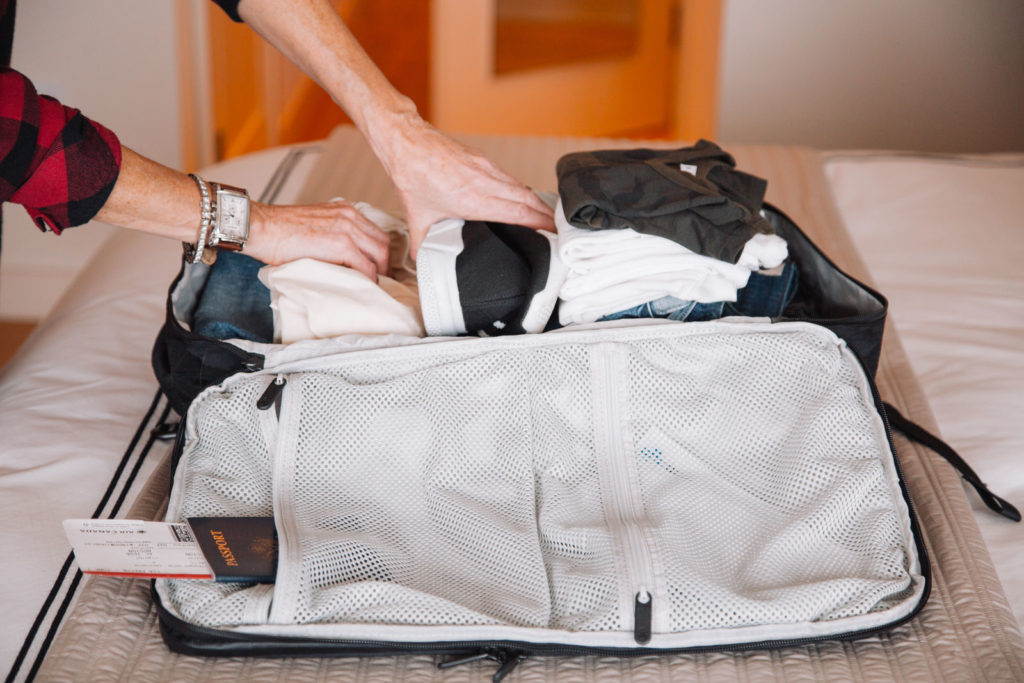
[149,152,1017,681]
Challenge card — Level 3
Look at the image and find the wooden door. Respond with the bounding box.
[197,0,431,162]
[430,0,721,139]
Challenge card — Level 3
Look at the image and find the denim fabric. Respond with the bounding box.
[600,297,724,322]
[192,251,274,343]
[726,260,800,318]
[599,261,798,323]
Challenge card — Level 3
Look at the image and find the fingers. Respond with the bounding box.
[383,120,557,234]
[453,156,557,230]
[406,216,428,261]
[334,240,379,281]
[329,202,391,275]
[405,185,556,262]
[486,193,556,232]
[247,201,392,279]
[396,159,556,242]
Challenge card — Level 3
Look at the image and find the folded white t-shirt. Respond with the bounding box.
[555,199,788,325]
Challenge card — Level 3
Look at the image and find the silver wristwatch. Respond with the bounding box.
[208,182,251,253]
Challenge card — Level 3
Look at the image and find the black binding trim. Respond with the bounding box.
[883,402,1020,522]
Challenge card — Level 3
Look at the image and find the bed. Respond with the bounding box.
[2,128,1021,681]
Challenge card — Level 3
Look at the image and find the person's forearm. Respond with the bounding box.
[94,146,294,265]
[95,146,198,242]
[94,146,390,277]
[235,0,416,165]
[234,0,555,251]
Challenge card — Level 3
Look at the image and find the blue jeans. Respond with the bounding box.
[192,251,274,342]
[600,261,799,323]
[601,297,725,322]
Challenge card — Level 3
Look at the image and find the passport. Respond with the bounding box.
[187,517,277,583]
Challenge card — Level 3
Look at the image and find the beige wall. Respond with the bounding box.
[1,1,183,320]
[717,0,1024,152]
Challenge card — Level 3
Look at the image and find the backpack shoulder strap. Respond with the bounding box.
[883,402,1020,522]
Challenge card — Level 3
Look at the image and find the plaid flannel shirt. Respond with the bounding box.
[1,0,122,234]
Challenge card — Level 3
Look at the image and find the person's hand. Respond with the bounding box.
[244,199,390,280]
[375,116,556,258]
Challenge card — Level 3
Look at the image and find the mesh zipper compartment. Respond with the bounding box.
[157,321,925,650]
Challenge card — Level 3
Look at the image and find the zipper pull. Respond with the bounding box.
[634,589,652,644]
[437,648,527,682]
[492,650,527,682]
[256,375,287,411]
[150,419,180,441]
[437,651,495,670]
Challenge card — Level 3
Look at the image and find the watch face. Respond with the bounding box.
[216,193,250,241]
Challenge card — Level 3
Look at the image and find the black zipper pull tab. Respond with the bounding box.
[634,589,652,645]
[151,419,180,441]
[437,651,495,670]
[437,648,527,682]
[492,650,527,682]
[256,375,286,411]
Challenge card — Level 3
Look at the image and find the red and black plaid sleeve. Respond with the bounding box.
[0,67,122,234]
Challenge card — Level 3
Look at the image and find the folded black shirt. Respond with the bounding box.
[417,219,563,337]
[556,140,773,264]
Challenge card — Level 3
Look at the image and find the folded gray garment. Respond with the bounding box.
[556,140,774,264]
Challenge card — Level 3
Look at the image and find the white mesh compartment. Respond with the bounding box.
[284,357,552,628]
[162,377,276,625]
[268,342,622,631]
[625,333,913,632]
[159,321,923,647]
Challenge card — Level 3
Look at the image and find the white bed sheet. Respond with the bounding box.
[0,145,321,675]
[825,152,1024,627]
[3,140,1022,676]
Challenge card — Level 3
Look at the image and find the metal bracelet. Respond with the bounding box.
[187,173,213,264]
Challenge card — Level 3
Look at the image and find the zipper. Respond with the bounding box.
[155,578,932,659]
[240,373,294,625]
[857,356,932,607]
[593,343,658,645]
[265,372,304,625]
[439,647,528,682]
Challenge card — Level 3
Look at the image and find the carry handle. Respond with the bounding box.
[883,402,1020,522]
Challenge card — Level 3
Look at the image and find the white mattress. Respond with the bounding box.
[1,139,1021,678]
[825,152,1024,627]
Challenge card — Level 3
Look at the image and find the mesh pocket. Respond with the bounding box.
[163,377,276,625]
[273,344,624,630]
[627,332,913,632]
[281,356,552,627]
